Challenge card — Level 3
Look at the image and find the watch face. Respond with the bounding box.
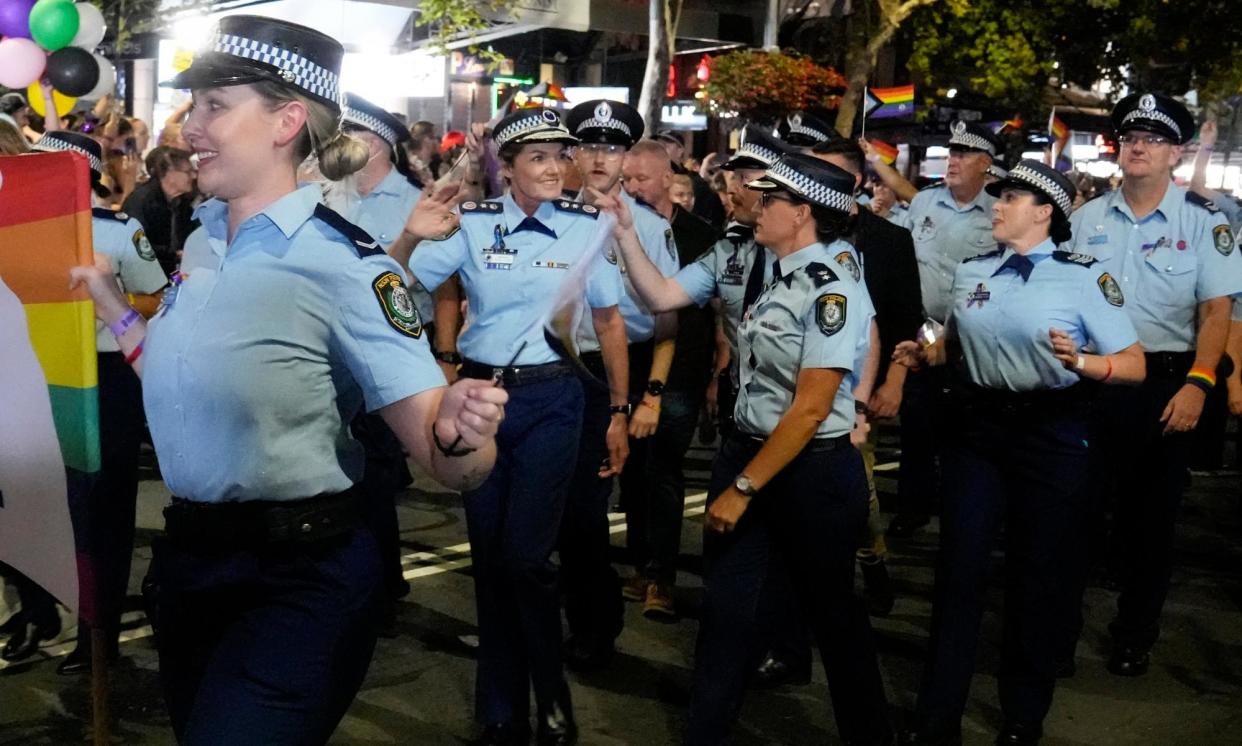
[735,477,753,494]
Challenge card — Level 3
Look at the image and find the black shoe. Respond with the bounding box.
[1,616,61,662]
[56,643,92,675]
[895,727,962,746]
[475,722,531,746]
[887,513,930,539]
[752,653,811,689]
[535,689,577,746]
[1106,645,1150,677]
[564,634,614,673]
[1053,657,1076,679]
[861,558,896,617]
[995,723,1042,745]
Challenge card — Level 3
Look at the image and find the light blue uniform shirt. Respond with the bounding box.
[1064,183,1242,352]
[91,208,167,353]
[324,166,435,324]
[575,191,680,352]
[901,183,997,322]
[146,185,444,503]
[884,203,908,226]
[409,193,624,366]
[735,240,874,438]
[676,223,769,356]
[950,239,1138,391]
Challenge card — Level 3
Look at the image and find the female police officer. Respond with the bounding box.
[893,161,1145,746]
[598,152,891,745]
[68,16,507,745]
[402,108,629,746]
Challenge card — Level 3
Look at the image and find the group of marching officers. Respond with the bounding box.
[6,13,1239,746]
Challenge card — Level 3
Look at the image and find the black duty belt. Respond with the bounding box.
[956,383,1083,413]
[460,358,572,387]
[733,431,853,453]
[163,489,360,550]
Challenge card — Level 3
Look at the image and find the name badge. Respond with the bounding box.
[485,253,514,270]
[1087,234,1108,245]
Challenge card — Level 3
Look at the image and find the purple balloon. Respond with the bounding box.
[0,0,39,39]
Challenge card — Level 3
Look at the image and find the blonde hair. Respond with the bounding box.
[0,119,30,155]
[251,80,368,181]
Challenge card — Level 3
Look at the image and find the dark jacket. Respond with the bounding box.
[849,207,924,382]
[667,205,722,392]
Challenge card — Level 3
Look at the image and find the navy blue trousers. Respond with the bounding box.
[463,374,583,724]
[151,527,382,745]
[895,365,951,519]
[687,434,890,745]
[913,394,1088,733]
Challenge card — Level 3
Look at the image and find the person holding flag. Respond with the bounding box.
[67,16,508,743]
[404,107,629,745]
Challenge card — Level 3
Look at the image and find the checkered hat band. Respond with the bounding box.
[766,160,854,213]
[495,115,569,149]
[1121,109,1181,139]
[788,122,829,142]
[344,108,400,148]
[737,140,781,167]
[33,136,102,175]
[948,131,996,156]
[1008,164,1072,217]
[212,32,340,103]
[577,117,631,138]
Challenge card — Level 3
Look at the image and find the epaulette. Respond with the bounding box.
[634,196,663,216]
[406,173,425,190]
[962,248,1004,263]
[804,261,840,288]
[552,198,600,219]
[313,203,382,258]
[1186,191,1221,214]
[92,207,130,222]
[460,200,503,215]
[919,181,946,192]
[1052,250,1098,267]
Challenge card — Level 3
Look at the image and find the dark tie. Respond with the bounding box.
[996,253,1034,282]
[742,253,768,314]
[510,216,557,239]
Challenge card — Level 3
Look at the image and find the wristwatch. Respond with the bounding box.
[609,403,633,418]
[434,350,463,365]
[734,474,757,497]
[645,379,666,396]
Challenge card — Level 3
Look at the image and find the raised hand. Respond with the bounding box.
[404,182,463,241]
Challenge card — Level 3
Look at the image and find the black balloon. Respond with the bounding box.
[47,47,100,97]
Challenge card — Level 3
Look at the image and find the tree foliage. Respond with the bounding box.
[702,50,846,121]
[413,0,521,70]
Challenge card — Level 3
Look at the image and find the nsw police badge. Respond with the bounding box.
[815,293,847,336]
[133,229,156,261]
[372,271,423,338]
[834,250,861,283]
[1097,272,1124,307]
[1213,224,1235,256]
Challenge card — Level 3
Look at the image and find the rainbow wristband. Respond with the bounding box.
[1186,366,1216,393]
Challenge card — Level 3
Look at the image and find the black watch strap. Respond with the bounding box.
[609,404,633,418]
[435,350,463,365]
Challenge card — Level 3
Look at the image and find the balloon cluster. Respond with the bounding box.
[0,1,115,116]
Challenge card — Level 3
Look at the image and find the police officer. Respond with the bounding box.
[889,121,1002,538]
[1063,93,1242,677]
[406,107,629,745]
[558,99,679,668]
[894,161,1144,746]
[69,16,507,743]
[630,153,890,745]
[31,131,168,674]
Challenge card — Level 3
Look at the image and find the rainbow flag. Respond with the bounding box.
[864,84,915,119]
[999,116,1024,133]
[1049,111,1070,143]
[0,151,97,621]
[869,139,899,165]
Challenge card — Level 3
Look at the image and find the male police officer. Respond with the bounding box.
[1064,93,1242,677]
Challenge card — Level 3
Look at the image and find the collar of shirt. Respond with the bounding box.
[935,184,991,213]
[992,238,1055,280]
[1106,180,1178,225]
[368,164,407,197]
[192,184,322,255]
[502,191,558,239]
[771,240,830,283]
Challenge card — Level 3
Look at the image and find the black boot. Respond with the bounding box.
[535,685,577,746]
[56,625,118,675]
[752,652,811,689]
[860,557,896,616]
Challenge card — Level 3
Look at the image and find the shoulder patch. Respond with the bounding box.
[460,200,503,215]
[962,248,1005,263]
[91,207,129,222]
[834,250,861,283]
[132,228,156,262]
[553,199,600,219]
[372,271,424,339]
[1186,190,1221,214]
[804,261,840,288]
[1097,272,1124,307]
[1213,224,1235,256]
[313,204,382,258]
[1052,250,1098,267]
[815,293,848,336]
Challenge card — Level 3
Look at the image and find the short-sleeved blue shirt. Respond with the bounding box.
[901,184,997,322]
[91,208,167,352]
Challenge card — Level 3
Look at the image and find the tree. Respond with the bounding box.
[636,0,685,133]
[412,0,521,70]
[702,50,846,122]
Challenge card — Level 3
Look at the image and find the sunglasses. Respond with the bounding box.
[760,192,802,208]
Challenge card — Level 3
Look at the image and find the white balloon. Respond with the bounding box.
[70,3,107,51]
[84,54,115,99]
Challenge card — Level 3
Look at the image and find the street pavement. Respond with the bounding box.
[1,429,1240,745]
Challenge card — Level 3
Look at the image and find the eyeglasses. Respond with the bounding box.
[760,192,801,208]
[574,143,626,159]
[1118,133,1172,147]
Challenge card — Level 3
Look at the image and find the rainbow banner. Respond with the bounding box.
[864,84,915,119]
[1049,111,1070,143]
[0,151,97,620]
[869,139,899,165]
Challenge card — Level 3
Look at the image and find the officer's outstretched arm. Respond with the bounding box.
[591,188,692,312]
[379,382,506,492]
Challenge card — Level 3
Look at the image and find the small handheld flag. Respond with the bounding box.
[869,140,899,165]
[864,85,915,119]
[542,212,618,388]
